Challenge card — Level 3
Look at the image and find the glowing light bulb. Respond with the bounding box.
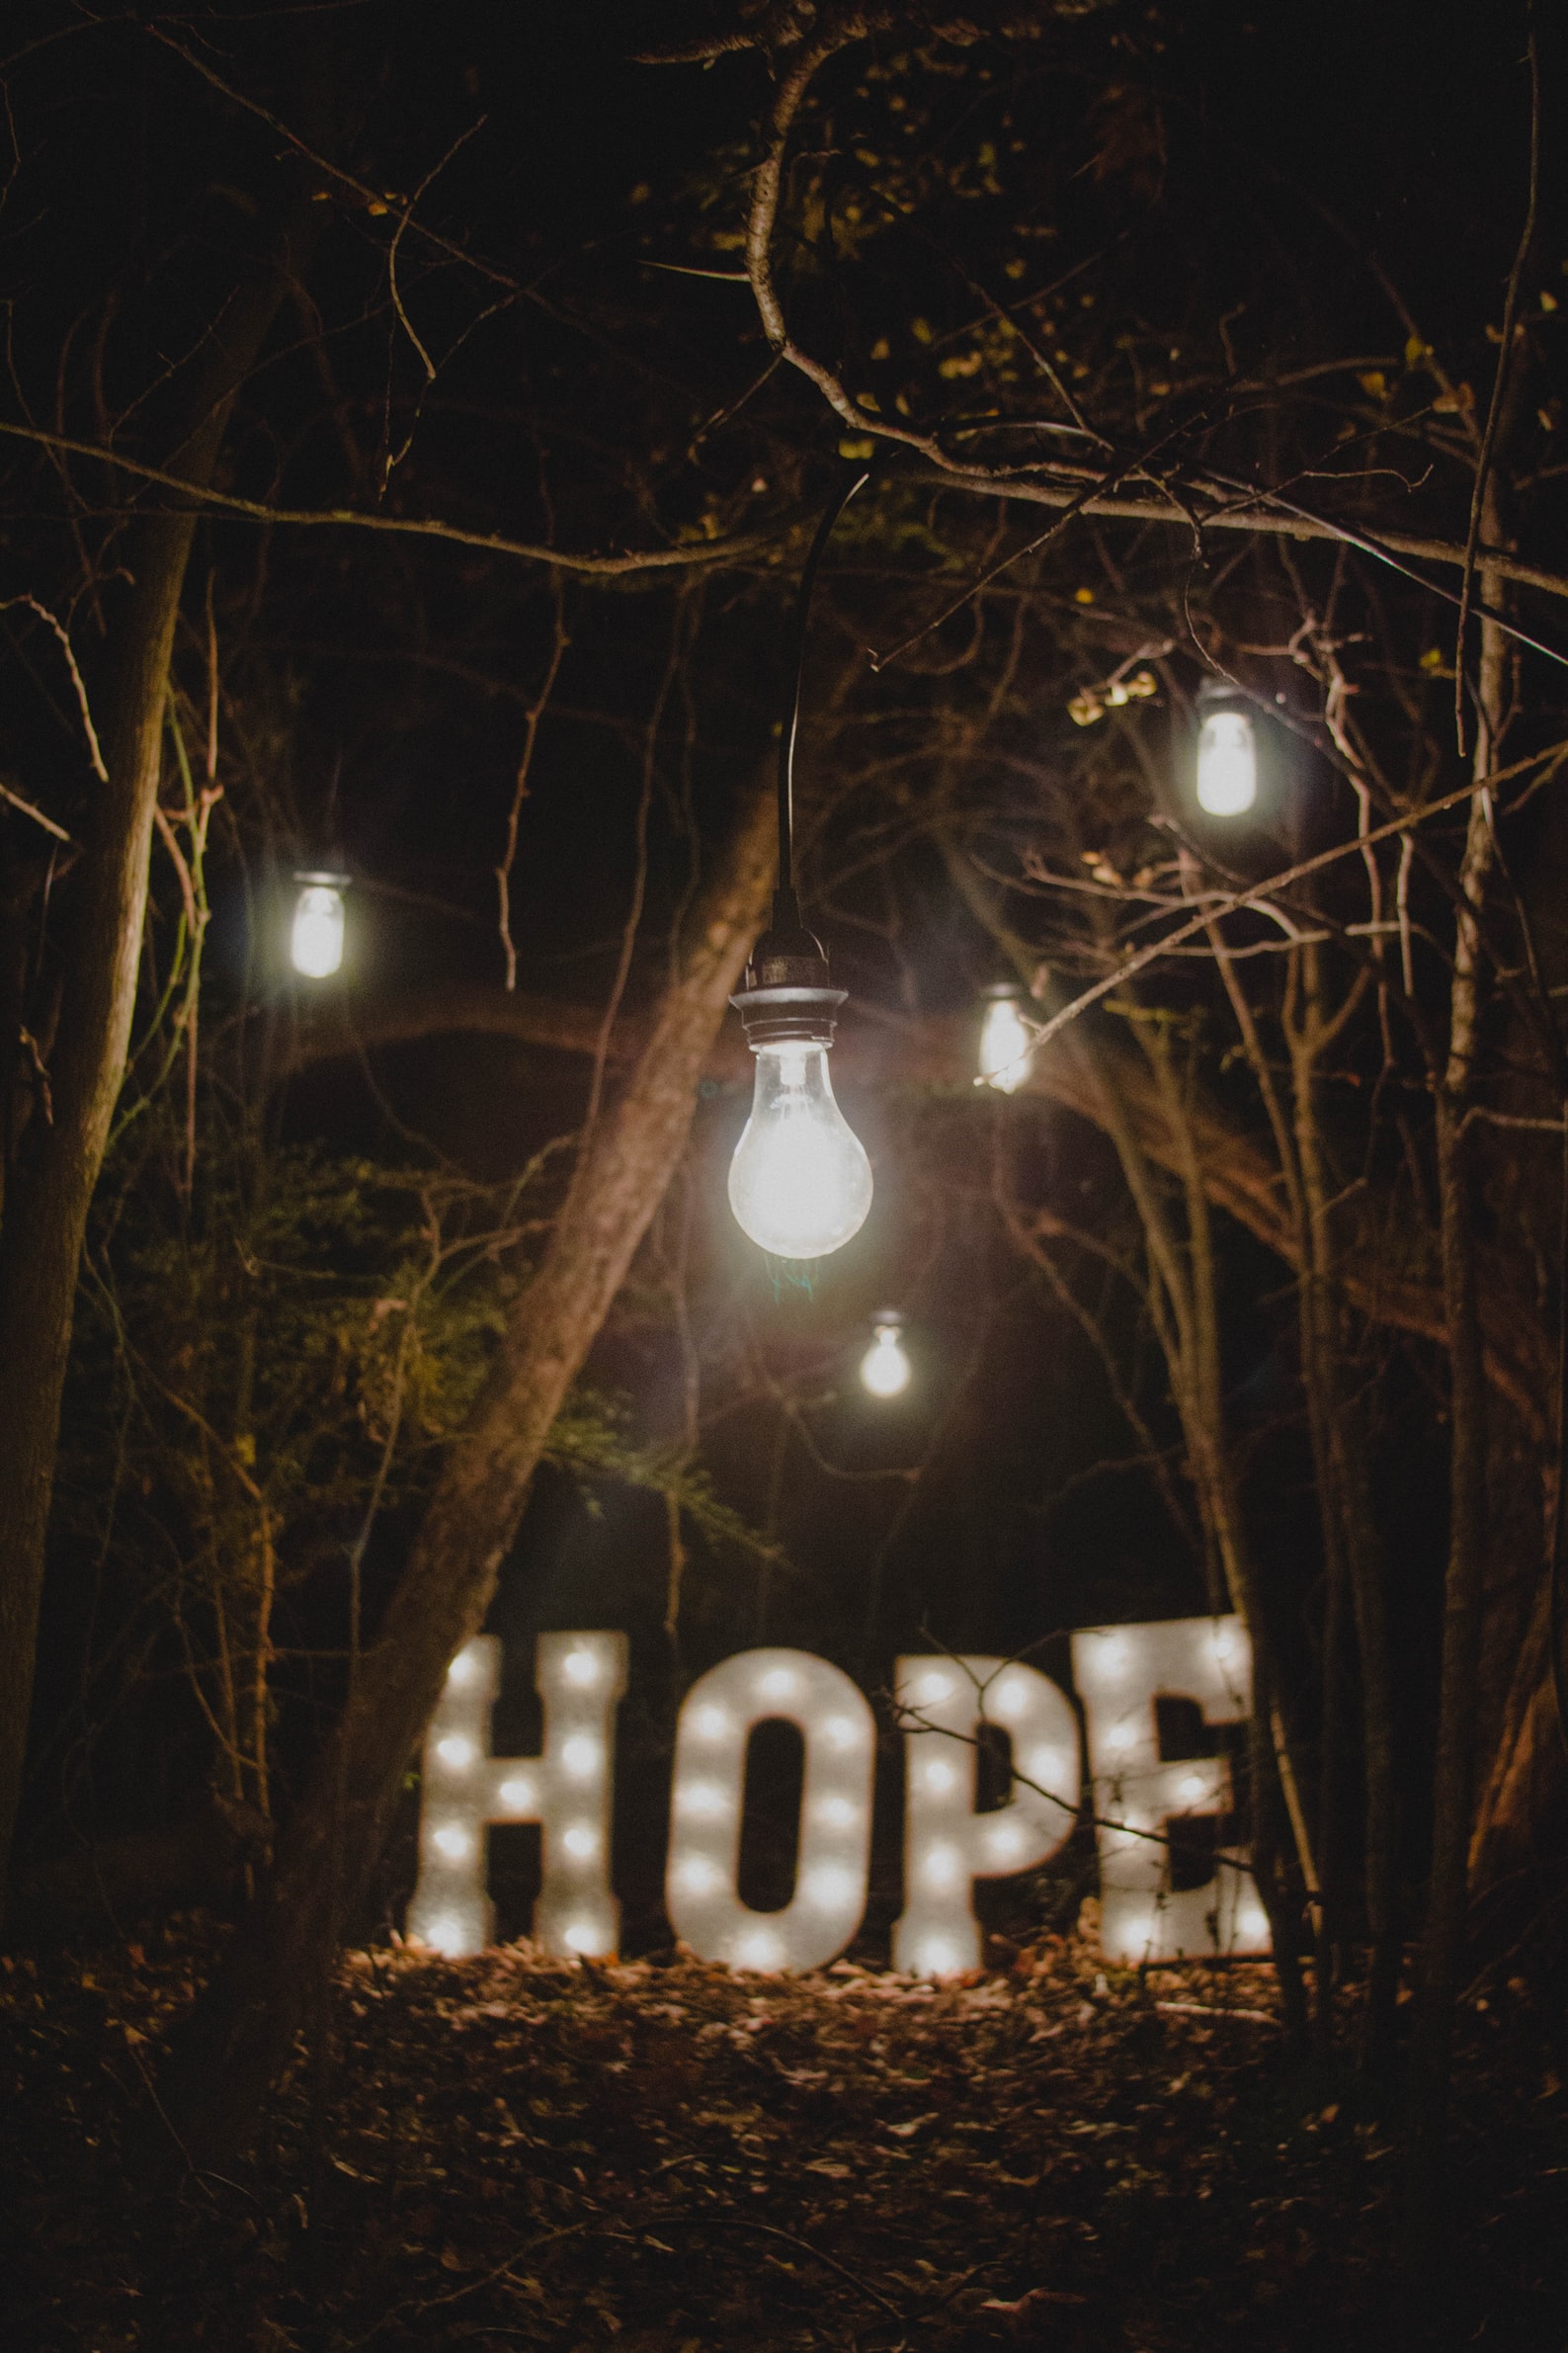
[562,1823,598,1860]
[978,987,1034,1093]
[1028,1747,1064,1788]
[498,1776,536,1810]
[861,1315,911,1398]
[1237,1902,1270,1944]
[924,1759,957,1794]
[290,876,346,977]
[677,1856,720,1895]
[677,1779,725,1819]
[560,1734,600,1779]
[424,1913,471,1957]
[919,1937,961,1976]
[991,1678,1029,1721]
[735,1927,784,1972]
[727,1041,872,1260]
[918,1671,951,1704]
[1196,706,1257,816]
[694,1705,731,1741]
[923,1843,960,1888]
[436,1735,473,1770]
[562,1649,599,1687]
[823,1715,861,1750]
[562,1919,603,1955]
[758,1666,799,1701]
[1179,1773,1207,1806]
[432,1824,470,1861]
[988,1819,1026,1861]
[447,1649,477,1687]
[1106,1722,1135,1754]
[815,1794,859,1830]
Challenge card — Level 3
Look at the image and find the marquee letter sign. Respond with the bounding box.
[406,1630,626,1961]
[665,1647,875,1972]
[408,1615,1266,1975]
[891,1656,1079,1977]
[1071,1614,1268,1963]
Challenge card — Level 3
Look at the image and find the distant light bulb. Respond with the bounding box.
[861,1317,911,1397]
[560,1735,600,1779]
[1196,707,1257,816]
[563,1648,599,1686]
[728,1041,872,1260]
[562,1823,598,1860]
[498,1777,536,1810]
[436,1736,473,1770]
[290,878,346,977]
[978,990,1033,1093]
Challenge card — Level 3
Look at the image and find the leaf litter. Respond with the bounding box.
[0,1921,1564,2349]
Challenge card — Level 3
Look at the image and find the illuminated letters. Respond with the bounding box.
[1071,1614,1268,1964]
[406,1631,626,1962]
[665,1647,875,1973]
[407,1619,1276,1973]
[891,1656,1080,1977]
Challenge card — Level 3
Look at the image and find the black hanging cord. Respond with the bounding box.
[774,465,871,929]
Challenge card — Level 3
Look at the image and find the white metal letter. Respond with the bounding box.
[406,1631,627,1962]
[1072,1614,1268,1963]
[666,1647,874,1973]
[892,1656,1080,1977]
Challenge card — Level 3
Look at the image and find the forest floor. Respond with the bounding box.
[1,1921,1565,2353]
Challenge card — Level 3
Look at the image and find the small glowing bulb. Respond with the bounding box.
[1196,706,1258,816]
[432,1824,470,1861]
[561,1734,600,1779]
[727,1041,872,1261]
[991,1678,1029,1721]
[425,1913,473,1958]
[562,1920,603,1956]
[677,1780,726,1819]
[290,877,346,978]
[694,1705,731,1741]
[919,1938,961,1977]
[735,1928,784,1972]
[924,1758,957,1794]
[1179,1773,1207,1806]
[823,1715,861,1750]
[436,1735,474,1770]
[562,1649,599,1687]
[923,1843,960,1888]
[1092,1636,1130,1680]
[978,988,1034,1093]
[758,1666,798,1701]
[1212,1627,1238,1664]
[861,1317,911,1398]
[1237,1902,1271,1945]
[815,1794,859,1830]
[988,1819,1026,1861]
[447,1649,476,1687]
[918,1671,951,1704]
[562,1824,598,1860]
[498,1776,536,1810]
[677,1856,720,1896]
[1106,1722,1136,1754]
[1028,1747,1064,1789]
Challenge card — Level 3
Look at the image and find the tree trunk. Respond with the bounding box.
[154,774,776,2170]
[0,213,313,1903]
[1405,549,1505,2246]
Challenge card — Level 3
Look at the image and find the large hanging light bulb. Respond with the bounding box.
[290,870,348,978]
[729,469,874,1262]
[978,982,1035,1094]
[860,1310,911,1398]
[1194,684,1257,817]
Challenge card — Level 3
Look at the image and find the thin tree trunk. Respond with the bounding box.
[1405,548,1505,2244]
[0,206,312,1900]
[154,774,776,2170]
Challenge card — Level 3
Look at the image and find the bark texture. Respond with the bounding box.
[155,776,777,2169]
[0,220,312,1900]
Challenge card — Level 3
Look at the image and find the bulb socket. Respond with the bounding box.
[733,889,846,1045]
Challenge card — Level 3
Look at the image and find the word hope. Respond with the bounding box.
[407,1617,1270,1977]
